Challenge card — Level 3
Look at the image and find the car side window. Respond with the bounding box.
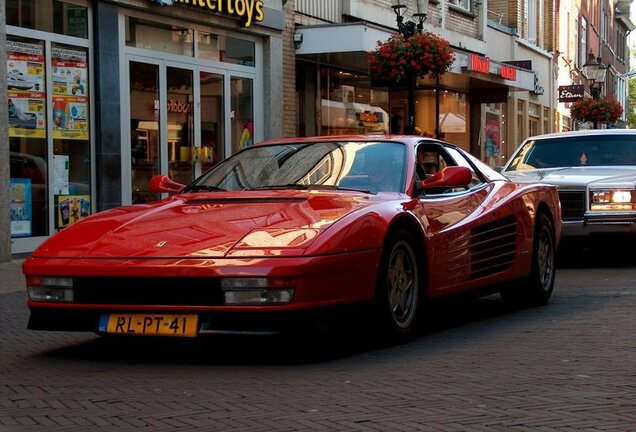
[415,142,452,181]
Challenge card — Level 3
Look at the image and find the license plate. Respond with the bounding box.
[99,314,199,337]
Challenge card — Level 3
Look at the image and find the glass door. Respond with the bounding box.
[129,61,160,204]
[166,66,194,186]
[200,71,225,173]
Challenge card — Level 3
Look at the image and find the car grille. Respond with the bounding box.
[73,277,223,306]
[558,190,586,220]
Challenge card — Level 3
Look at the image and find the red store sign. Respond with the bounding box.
[467,54,517,82]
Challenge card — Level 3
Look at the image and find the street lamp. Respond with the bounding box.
[581,51,608,129]
[391,0,429,134]
[581,51,608,100]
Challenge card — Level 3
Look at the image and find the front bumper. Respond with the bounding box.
[24,251,381,335]
[562,212,636,237]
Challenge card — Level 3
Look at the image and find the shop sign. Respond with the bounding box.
[499,65,517,81]
[150,0,264,28]
[167,99,192,113]
[468,54,490,74]
[558,84,584,102]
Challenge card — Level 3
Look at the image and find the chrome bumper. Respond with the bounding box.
[562,213,636,237]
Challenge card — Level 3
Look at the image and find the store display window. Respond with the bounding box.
[320,67,389,135]
[7,0,88,38]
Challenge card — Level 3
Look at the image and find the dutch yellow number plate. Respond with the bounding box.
[99,314,199,337]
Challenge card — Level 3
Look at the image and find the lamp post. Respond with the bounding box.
[391,0,429,134]
[581,51,608,128]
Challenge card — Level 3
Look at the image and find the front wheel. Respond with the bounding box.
[375,230,423,339]
[501,212,556,306]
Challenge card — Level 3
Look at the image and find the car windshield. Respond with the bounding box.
[506,135,636,171]
[185,141,407,194]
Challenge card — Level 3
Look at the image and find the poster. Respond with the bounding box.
[10,178,32,237]
[52,46,89,140]
[56,195,90,229]
[485,113,502,167]
[52,155,70,195]
[7,40,46,138]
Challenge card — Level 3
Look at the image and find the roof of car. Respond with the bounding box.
[525,129,636,141]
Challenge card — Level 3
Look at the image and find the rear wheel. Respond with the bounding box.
[376,230,423,338]
[501,212,555,306]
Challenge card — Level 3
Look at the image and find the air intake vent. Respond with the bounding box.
[447,215,517,282]
[470,215,517,278]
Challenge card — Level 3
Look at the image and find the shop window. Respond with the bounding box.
[439,91,469,151]
[320,67,389,135]
[125,16,194,57]
[198,32,255,67]
[51,43,91,229]
[7,0,88,39]
[167,67,194,187]
[485,105,502,167]
[231,77,254,155]
[543,107,550,134]
[200,72,225,172]
[516,100,525,147]
[8,37,48,238]
[529,102,539,137]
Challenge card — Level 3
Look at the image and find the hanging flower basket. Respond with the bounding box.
[570,96,623,124]
[368,31,455,83]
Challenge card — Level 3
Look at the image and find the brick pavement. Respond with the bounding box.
[1,255,636,431]
[0,259,25,294]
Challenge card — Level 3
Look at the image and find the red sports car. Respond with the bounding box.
[24,136,561,339]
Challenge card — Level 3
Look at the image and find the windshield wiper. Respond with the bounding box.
[182,185,226,193]
[244,184,371,193]
[245,184,310,190]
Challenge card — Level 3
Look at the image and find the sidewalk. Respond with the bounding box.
[0,259,26,294]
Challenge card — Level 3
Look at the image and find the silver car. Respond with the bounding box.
[502,129,636,238]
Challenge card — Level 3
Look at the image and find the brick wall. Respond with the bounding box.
[282,0,297,138]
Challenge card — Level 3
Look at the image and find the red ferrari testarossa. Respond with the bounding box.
[24,136,561,339]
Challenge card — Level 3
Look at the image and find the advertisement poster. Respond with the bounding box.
[10,178,33,237]
[56,195,90,229]
[52,46,89,140]
[7,40,46,138]
[52,155,70,195]
[485,113,501,167]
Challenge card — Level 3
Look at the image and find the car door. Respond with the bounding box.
[412,145,515,297]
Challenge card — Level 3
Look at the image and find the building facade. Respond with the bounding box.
[555,0,634,132]
[5,0,288,255]
[291,0,547,167]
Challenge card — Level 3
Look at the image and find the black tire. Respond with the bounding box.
[375,230,423,339]
[501,212,556,306]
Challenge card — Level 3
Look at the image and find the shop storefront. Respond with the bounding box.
[6,0,285,254]
[295,22,535,162]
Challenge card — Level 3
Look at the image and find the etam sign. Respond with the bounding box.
[151,0,264,28]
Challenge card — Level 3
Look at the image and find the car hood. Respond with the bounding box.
[34,191,375,259]
[504,166,636,188]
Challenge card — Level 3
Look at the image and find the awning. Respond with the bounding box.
[296,22,536,93]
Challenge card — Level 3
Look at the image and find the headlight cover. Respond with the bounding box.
[590,190,636,211]
[27,276,74,302]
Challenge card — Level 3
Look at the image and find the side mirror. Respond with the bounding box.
[417,166,472,193]
[149,175,185,194]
